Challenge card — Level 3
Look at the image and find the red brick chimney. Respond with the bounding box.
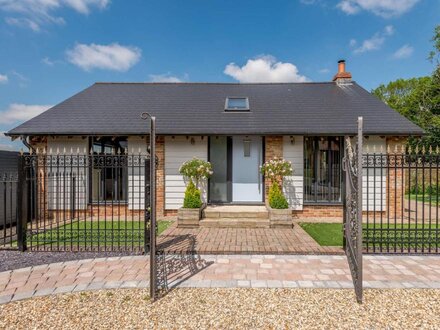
[332,60,352,85]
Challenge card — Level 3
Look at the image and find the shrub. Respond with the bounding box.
[260,157,293,185]
[183,181,202,208]
[268,183,289,209]
[426,184,439,195]
[179,158,213,187]
[261,157,292,209]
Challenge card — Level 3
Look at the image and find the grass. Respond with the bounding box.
[406,194,439,206]
[300,222,440,249]
[300,223,343,246]
[27,219,173,248]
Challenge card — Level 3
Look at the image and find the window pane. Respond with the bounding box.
[209,137,228,202]
[304,136,342,203]
[304,137,315,202]
[91,137,128,202]
[226,98,248,110]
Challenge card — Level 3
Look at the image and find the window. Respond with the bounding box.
[89,137,128,203]
[304,136,343,203]
[225,97,249,111]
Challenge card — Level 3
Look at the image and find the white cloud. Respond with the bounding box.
[0,74,8,84]
[0,132,24,151]
[224,55,308,83]
[337,0,420,18]
[5,17,42,31]
[393,44,414,59]
[318,68,330,74]
[0,103,52,124]
[353,25,394,54]
[149,73,185,83]
[42,57,55,66]
[0,0,109,31]
[66,43,141,72]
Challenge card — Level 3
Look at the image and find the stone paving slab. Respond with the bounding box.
[158,223,343,255]
[1,254,440,304]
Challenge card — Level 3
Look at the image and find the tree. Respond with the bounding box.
[372,25,440,148]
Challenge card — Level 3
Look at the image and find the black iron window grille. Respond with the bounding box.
[304,136,343,203]
[89,137,128,204]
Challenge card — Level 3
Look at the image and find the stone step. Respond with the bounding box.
[203,206,269,219]
[199,218,270,228]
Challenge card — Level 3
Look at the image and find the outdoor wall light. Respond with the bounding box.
[290,136,295,145]
[190,137,195,145]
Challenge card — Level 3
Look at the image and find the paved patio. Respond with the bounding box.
[1,254,440,304]
[157,222,343,254]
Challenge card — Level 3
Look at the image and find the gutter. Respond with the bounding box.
[20,135,35,152]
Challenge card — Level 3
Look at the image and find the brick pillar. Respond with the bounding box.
[264,136,283,205]
[31,139,48,222]
[386,137,406,220]
[155,136,165,218]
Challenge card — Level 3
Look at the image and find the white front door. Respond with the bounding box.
[232,136,263,202]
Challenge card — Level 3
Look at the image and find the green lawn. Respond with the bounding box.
[406,194,439,205]
[300,223,343,246]
[27,220,173,248]
[300,222,440,249]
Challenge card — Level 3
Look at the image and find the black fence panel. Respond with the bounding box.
[363,149,440,254]
[18,152,151,253]
[0,173,18,249]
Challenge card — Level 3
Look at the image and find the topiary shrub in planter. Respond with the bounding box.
[177,158,213,228]
[183,181,202,209]
[268,183,288,209]
[261,157,293,228]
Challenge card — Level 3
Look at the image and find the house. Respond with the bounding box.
[5,61,423,222]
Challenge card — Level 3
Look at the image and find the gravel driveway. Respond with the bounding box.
[1,288,439,329]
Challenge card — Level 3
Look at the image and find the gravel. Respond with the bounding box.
[1,288,439,329]
[0,251,137,272]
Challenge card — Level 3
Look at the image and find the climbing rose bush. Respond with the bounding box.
[260,157,293,184]
[179,158,213,209]
[179,158,213,186]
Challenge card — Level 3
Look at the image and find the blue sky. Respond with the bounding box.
[0,0,439,150]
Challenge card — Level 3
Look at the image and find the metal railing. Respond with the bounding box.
[7,151,153,253]
[0,173,18,249]
[363,147,440,254]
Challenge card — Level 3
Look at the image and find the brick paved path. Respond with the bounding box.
[158,223,343,254]
[1,255,440,304]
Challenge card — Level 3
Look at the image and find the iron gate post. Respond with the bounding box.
[357,116,363,303]
[16,154,28,252]
[141,112,157,301]
[343,117,363,303]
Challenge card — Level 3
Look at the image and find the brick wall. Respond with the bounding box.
[264,136,283,204]
[386,137,406,220]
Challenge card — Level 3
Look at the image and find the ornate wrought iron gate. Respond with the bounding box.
[343,117,363,303]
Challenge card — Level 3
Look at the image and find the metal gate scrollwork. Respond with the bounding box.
[343,117,363,303]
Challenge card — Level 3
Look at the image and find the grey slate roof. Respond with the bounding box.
[0,150,19,174]
[7,82,423,136]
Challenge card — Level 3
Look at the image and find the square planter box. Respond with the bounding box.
[177,207,202,228]
[268,207,293,228]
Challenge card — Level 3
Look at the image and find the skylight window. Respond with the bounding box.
[225,97,249,111]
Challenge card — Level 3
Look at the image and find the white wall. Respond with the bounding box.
[282,136,304,210]
[127,137,148,210]
[362,136,387,212]
[47,137,88,210]
[165,136,208,210]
